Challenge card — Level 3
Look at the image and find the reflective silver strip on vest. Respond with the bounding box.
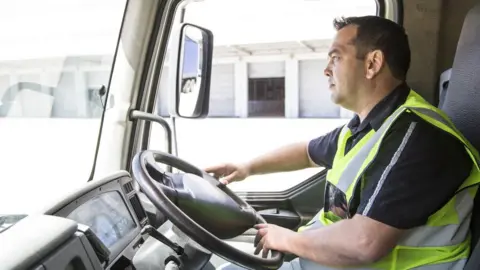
[300,211,325,231]
[410,107,454,129]
[398,188,474,247]
[410,258,467,270]
[293,257,376,270]
[288,257,467,270]
[336,105,478,193]
[296,182,474,270]
[335,107,407,193]
[302,189,473,246]
[362,121,417,215]
[410,107,480,165]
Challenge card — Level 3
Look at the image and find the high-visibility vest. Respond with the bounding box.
[296,89,480,270]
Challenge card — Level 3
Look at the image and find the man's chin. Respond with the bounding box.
[330,93,341,104]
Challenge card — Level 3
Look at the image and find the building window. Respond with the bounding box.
[248,77,285,117]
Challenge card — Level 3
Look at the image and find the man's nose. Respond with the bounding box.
[324,65,332,77]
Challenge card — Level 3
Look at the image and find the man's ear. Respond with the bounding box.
[365,50,384,79]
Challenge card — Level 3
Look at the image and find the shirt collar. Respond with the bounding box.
[347,82,410,134]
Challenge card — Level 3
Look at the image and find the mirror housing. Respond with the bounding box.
[170,23,213,119]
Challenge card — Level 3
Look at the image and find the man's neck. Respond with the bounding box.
[356,80,403,122]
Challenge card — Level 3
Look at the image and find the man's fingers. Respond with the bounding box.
[254,223,268,230]
[204,164,223,173]
[219,179,228,185]
[220,173,237,185]
[253,234,270,258]
[262,247,270,258]
[254,228,265,246]
[254,237,264,255]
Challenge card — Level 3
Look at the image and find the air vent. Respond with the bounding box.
[122,181,134,194]
[129,194,147,224]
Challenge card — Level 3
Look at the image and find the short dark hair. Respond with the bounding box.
[333,16,410,81]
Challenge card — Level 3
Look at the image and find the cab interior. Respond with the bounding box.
[1,0,480,269]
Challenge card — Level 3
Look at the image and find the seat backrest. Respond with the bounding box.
[438,68,451,108]
[441,3,480,150]
[439,3,480,267]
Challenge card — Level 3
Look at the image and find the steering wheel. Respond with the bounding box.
[131,150,284,270]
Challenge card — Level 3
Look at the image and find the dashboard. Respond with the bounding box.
[0,171,217,270]
[0,171,160,270]
[51,171,150,267]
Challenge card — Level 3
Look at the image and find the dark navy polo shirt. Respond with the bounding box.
[308,83,472,229]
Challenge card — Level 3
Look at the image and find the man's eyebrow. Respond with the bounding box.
[328,48,341,57]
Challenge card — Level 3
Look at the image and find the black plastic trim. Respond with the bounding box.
[257,209,300,229]
[129,110,173,172]
[234,170,328,230]
[235,169,326,199]
[376,0,403,24]
[396,0,404,25]
[173,23,214,119]
[376,0,385,17]
[44,171,131,215]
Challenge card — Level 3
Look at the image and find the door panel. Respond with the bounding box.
[237,170,327,230]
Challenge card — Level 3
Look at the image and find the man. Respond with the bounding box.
[206,15,480,269]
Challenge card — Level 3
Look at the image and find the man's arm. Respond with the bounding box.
[246,126,343,175]
[246,142,316,176]
[205,127,342,184]
[256,116,472,267]
[290,215,403,266]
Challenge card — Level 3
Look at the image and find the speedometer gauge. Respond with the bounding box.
[92,213,119,248]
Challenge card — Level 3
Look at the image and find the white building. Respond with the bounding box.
[157,39,354,119]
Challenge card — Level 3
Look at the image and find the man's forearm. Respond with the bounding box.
[288,218,395,267]
[246,142,317,176]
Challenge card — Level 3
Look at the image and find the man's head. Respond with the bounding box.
[325,16,410,111]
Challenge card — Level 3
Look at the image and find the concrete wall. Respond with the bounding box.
[299,59,339,118]
[248,62,285,78]
[209,64,235,117]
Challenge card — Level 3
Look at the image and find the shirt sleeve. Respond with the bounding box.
[307,126,343,169]
[356,115,473,229]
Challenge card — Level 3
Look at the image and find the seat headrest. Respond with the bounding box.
[440,3,480,151]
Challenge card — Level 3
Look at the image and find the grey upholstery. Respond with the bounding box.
[438,68,451,108]
[440,2,480,268]
[441,4,480,150]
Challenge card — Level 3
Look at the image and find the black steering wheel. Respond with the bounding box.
[131,150,284,270]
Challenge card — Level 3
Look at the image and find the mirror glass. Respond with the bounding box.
[178,25,205,117]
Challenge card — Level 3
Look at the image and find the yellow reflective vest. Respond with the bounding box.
[296,89,480,270]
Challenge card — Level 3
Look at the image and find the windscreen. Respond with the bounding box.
[0,0,127,214]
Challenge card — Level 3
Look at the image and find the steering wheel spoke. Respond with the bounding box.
[132,150,285,270]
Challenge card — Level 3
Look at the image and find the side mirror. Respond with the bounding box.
[171,23,213,118]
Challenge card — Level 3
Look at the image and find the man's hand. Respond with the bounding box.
[204,163,250,184]
[253,224,297,258]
